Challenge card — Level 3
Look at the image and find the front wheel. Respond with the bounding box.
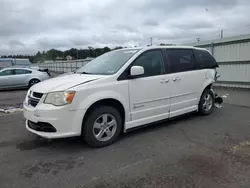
[198,89,214,115]
[82,106,122,147]
[29,79,40,87]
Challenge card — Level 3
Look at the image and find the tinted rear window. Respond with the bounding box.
[14,69,32,74]
[194,50,218,69]
[167,49,196,73]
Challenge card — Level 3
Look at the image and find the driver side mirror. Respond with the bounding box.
[130,66,144,77]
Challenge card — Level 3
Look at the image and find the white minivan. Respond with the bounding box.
[23,46,219,147]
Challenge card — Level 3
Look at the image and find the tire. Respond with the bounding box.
[29,79,40,87]
[82,106,123,148]
[198,89,214,115]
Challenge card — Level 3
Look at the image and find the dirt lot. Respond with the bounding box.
[0,88,250,188]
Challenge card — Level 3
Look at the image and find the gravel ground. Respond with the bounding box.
[0,88,250,188]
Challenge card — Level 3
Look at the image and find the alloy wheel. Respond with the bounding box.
[203,94,213,111]
[92,114,117,142]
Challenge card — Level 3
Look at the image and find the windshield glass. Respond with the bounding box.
[76,49,139,75]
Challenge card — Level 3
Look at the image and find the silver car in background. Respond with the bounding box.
[0,67,50,89]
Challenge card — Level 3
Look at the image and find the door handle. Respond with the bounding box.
[173,77,181,82]
[160,79,169,83]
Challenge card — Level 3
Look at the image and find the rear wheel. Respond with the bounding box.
[29,79,40,87]
[82,106,122,147]
[198,89,214,115]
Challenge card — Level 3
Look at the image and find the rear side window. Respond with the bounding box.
[14,69,32,75]
[194,50,218,69]
[167,49,195,73]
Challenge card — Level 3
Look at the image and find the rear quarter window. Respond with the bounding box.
[14,69,32,75]
[194,49,218,69]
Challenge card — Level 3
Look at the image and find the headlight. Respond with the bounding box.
[24,89,31,104]
[44,91,75,106]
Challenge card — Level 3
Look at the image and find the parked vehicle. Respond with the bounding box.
[23,46,220,147]
[14,59,32,66]
[0,58,32,70]
[0,58,13,69]
[0,67,50,89]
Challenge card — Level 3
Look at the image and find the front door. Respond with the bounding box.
[128,49,171,128]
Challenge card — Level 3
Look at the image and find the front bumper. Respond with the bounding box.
[23,103,86,139]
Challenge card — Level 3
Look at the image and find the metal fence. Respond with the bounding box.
[38,59,91,73]
[188,34,250,89]
[216,62,250,88]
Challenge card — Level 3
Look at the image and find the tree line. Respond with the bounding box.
[0,44,173,63]
[0,46,117,63]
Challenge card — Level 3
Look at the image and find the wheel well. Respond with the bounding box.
[200,84,213,100]
[204,84,212,90]
[82,98,125,131]
[29,78,40,82]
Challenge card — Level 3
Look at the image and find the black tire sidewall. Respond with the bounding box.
[83,106,123,147]
[199,89,214,115]
[29,79,40,87]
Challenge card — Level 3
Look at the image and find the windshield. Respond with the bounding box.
[76,49,139,75]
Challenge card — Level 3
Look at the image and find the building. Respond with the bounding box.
[66,55,73,61]
[185,34,250,88]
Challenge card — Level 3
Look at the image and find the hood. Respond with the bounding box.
[30,73,106,93]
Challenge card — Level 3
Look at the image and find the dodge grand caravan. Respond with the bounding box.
[23,46,219,147]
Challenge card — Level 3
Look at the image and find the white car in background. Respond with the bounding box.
[0,67,50,89]
[23,46,220,147]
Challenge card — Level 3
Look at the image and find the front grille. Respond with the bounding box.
[28,97,40,107]
[28,91,43,107]
[33,92,43,98]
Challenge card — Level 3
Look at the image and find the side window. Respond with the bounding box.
[14,69,32,75]
[194,50,218,69]
[0,70,14,76]
[133,50,165,77]
[167,49,195,73]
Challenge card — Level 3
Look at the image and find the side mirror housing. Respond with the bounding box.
[130,66,144,77]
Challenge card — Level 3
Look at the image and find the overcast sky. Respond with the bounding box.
[1,0,250,55]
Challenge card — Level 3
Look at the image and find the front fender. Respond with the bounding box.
[76,90,130,122]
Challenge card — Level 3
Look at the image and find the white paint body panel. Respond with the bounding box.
[127,74,171,129]
[23,46,216,139]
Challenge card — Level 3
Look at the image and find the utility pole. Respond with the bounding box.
[150,37,153,46]
[220,30,224,39]
[196,37,200,43]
